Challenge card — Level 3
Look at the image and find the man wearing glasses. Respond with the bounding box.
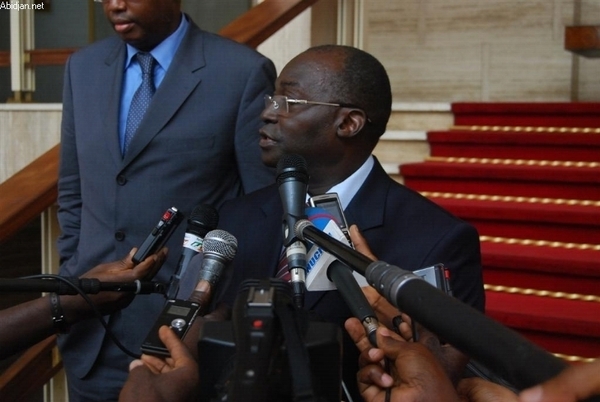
[213,45,485,401]
[57,0,275,400]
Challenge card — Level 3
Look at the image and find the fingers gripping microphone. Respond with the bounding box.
[188,229,237,314]
[276,154,309,308]
[166,204,219,299]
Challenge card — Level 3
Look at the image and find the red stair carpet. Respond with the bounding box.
[400,102,600,362]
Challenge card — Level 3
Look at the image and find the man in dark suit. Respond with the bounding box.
[56,0,275,399]
[214,45,485,401]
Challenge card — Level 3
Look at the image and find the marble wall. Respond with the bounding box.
[363,0,600,102]
[0,104,61,182]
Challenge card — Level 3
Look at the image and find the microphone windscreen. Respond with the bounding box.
[188,204,219,236]
[182,204,219,252]
[203,229,238,262]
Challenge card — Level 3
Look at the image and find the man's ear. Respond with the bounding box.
[336,108,367,138]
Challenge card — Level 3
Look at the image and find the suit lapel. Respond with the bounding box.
[344,158,390,233]
[259,195,286,278]
[122,23,206,167]
[102,41,127,168]
[305,159,391,310]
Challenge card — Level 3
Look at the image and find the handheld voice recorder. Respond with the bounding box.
[141,299,200,357]
[132,206,183,264]
[413,263,452,296]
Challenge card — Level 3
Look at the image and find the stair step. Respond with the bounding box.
[480,239,600,296]
[428,130,600,162]
[401,160,600,200]
[452,102,600,127]
[486,290,600,358]
[422,193,600,244]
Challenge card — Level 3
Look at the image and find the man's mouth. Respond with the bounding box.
[112,19,134,34]
[259,130,277,147]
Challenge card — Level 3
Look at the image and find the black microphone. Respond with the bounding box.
[0,277,166,295]
[293,219,577,392]
[296,219,372,277]
[326,260,379,346]
[276,154,309,308]
[188,229,237,314]
[166,204,219,300]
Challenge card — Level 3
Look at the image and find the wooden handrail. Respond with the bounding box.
[220,0,319,48]
[25,48,79,68]
[0,51,8,68]
[565,25,600,58]
[0,144,59,244]
[0,335,62,401]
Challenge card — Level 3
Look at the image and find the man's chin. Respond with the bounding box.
[260,149,281,168]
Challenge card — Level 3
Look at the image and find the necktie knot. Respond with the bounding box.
[136,52,155,77]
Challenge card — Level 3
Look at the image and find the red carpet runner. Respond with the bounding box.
[400,102,600,361]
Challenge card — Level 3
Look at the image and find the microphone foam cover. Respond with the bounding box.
[276,154,309,184]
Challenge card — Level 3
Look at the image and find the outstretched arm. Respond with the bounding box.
[0,248,166,360]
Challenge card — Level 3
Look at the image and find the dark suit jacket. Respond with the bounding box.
[216,158,485,400]
[57,18,276,380]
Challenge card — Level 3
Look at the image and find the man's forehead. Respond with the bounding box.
[277,57,333,91]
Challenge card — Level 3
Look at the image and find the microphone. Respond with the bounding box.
[188,229,237,314]
[296,219,373,277]
[293,219,573,392]
[276,154,309,308]
[302,208,377,344]
[327,260,379,346]
[0,277,166,295]
[166,204,219,300]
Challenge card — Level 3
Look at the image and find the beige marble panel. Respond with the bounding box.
[578,56,600,101]
[374,139,430,166]
[0,105,62,183]
[362,0,600,102]
[388,111,453,131]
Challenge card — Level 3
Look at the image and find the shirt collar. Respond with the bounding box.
[323,155,374,210]
[124,13,189,71]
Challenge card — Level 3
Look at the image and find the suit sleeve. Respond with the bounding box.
[426,221,485,313]
[234,55,277,193]
[56,57,82,266]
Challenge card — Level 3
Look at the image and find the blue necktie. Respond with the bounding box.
[123,52,155,155]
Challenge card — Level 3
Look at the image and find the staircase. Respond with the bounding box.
[400,102,600,361]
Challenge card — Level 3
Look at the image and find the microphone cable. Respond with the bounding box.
[22,274,143,359]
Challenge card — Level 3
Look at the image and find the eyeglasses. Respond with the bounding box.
[264,94,372,123]
[264,94,343,115]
